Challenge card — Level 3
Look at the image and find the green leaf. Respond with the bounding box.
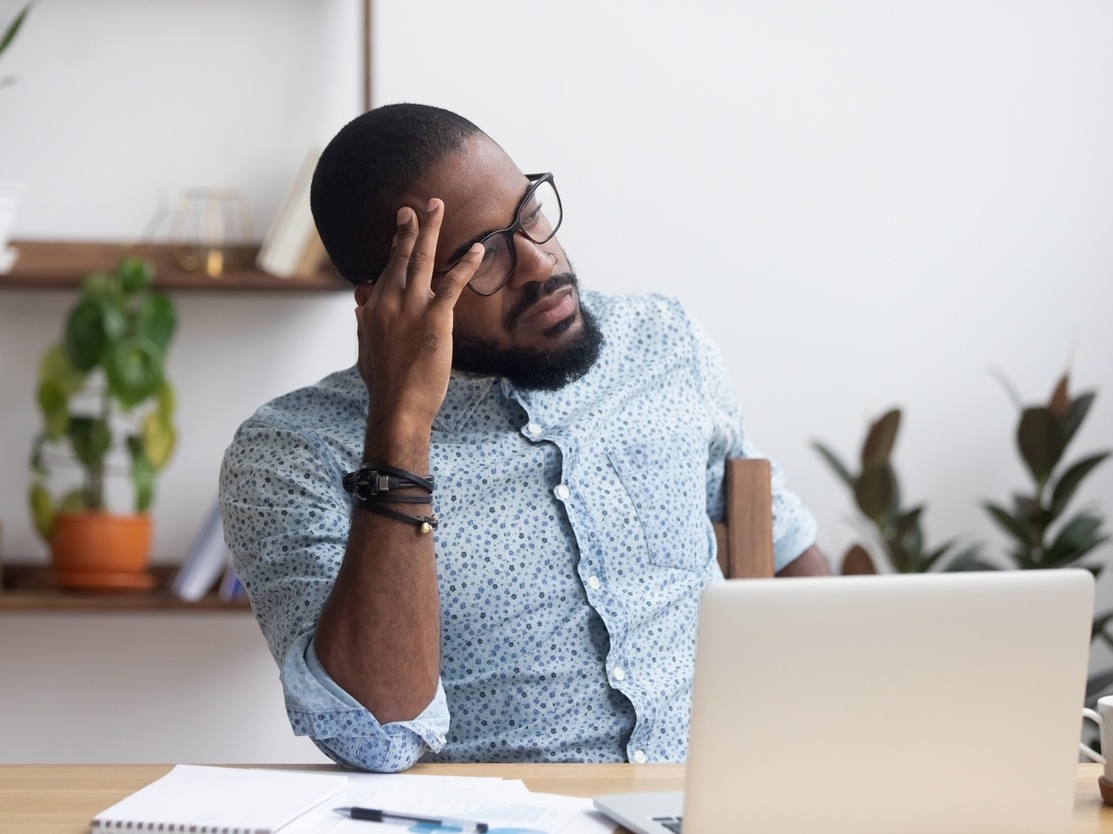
[118,256,155,294]
[129,440,156,512]
[894,505,924,541]
[895,521,924,571]
[855,463,894,521]
[157,380,176,420]
[861,409,901,468]
[1017,407,1064,486]
[38,342,86,394]
[103,337,163,408]
[141,410,177,470]
[1064,392,1096,449]
[0,5,30,59]
[984,501,1033,546]
[133,292,176,352]
[1009,492,1035,523]
[81,270,120,299]
[28,483,54,541]
[1050,451,1111,516]
[67,417,112,469]
[812,441,854,489]
[1044,513,1108,567]
[64,295,126,371]
[938,542,987,572]
[36,380,70,439]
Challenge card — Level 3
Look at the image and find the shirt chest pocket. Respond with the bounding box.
[606,438,713,572]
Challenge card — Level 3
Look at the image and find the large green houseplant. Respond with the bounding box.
[28,256,177,588]
[813,408,980,574]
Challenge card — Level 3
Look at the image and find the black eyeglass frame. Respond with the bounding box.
[434,172,563,297]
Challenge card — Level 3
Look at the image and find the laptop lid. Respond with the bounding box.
[679,570,1094,834]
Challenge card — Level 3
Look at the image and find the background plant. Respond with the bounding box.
[980,372,1112,710]
[981,372,1110,572]
[0,4,30,89]
[29,257,178,540]
[814,408,980,574]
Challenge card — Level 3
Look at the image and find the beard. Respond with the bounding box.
[451,273,604,391]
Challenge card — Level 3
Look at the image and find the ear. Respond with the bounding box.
[354,283,375,305]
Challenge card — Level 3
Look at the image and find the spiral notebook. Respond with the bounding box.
[90,764,347,834]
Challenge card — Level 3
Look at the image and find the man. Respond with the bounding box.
[220,103,828,773]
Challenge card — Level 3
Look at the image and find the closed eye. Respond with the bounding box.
[521,200,543,228]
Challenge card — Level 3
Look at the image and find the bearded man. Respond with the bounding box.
[219,103,828,773]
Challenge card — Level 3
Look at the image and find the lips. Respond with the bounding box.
[519,286,577,329]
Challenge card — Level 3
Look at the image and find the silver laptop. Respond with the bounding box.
[595,570,1094,834]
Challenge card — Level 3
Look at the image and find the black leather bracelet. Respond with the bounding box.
[362,502,440,534]
[342,462,434,505]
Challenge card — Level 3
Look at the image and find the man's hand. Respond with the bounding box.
[356,199,483,441]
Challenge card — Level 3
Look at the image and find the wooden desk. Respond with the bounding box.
[1,762,1110,833]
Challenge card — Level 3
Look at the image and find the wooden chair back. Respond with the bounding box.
[712,458,775,578]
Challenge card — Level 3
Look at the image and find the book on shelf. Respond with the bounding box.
[256,148,329,279]
[170,501,233,601]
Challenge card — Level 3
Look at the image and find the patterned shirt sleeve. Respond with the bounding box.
[219,419,448,771]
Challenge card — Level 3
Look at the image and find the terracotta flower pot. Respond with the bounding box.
[50,512,155,590]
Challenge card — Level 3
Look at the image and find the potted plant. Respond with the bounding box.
[28,256,178,589]
[813,408,980,574]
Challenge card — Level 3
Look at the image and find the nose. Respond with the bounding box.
[506,231,557,289]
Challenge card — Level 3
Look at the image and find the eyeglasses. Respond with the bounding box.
[437,172,563,297]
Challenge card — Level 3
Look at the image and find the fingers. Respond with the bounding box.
[378,199,444,301]
[404,199,443,299]
[430,243,484,311]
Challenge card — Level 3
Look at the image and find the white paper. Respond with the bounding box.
[281,772,615,834]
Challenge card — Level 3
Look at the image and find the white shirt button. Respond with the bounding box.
[525,422,543,436]
[554,484,570,500]
[613,665,626,681]
[587,575,601,590]
[633,750,647,764]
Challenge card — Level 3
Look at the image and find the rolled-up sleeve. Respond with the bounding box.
[219,417,449,772]
[280,635,449,771]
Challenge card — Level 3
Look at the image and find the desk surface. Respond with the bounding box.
[2,762,1110,833]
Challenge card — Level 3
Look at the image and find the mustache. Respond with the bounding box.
[504,272,578,330]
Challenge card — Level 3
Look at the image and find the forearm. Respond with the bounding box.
[313,198,480,725]
[313,425,441,724]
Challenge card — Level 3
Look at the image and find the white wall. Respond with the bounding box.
[1,1,1111,762]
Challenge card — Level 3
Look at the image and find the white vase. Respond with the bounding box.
[0,181,23,273]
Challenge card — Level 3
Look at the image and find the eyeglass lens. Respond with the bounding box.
[469,178,562,295]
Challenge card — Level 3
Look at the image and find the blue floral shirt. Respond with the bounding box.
[219,291,817,772]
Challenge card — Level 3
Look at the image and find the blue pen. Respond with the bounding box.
[334,806,489,833]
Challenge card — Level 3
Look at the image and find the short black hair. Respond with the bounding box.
[310,103,484,286]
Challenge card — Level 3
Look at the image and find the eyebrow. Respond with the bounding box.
[442,179,535,267]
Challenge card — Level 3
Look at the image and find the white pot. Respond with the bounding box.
[0,181,23,273]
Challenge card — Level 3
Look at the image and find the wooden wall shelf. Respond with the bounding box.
[0,241,351,293]
[0,563,251,613]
